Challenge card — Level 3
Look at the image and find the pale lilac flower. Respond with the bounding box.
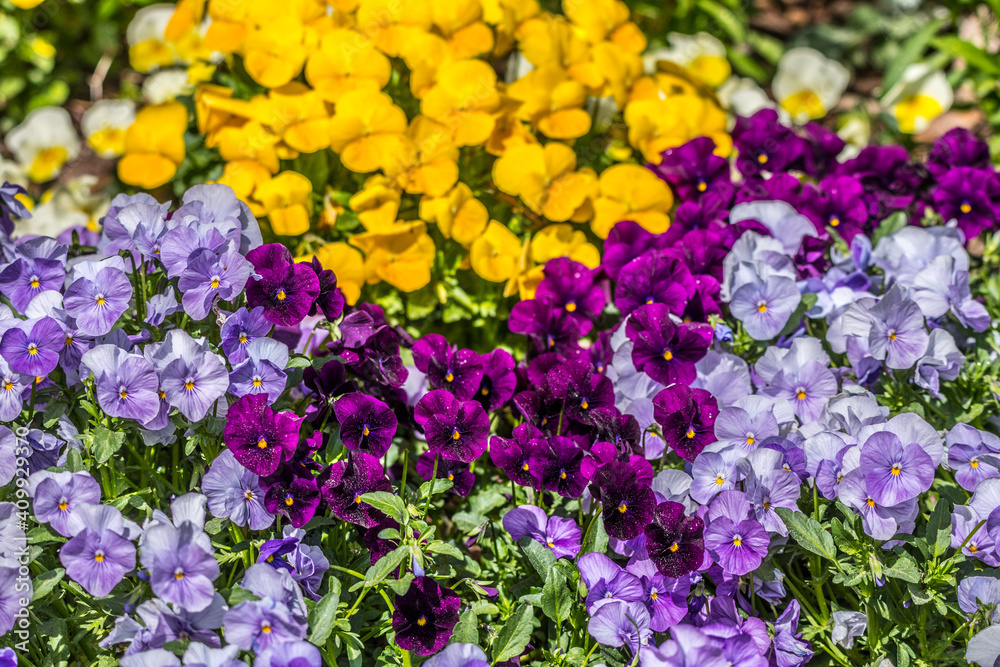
[29,470,101,536]
[60,504,137,597]
[81,344,160,424]
[843,284,928,369]
[0,358,27,421]
[228,338,288,403]
[220,306,271,364]
[255,640,322,667]
[502,505,581,559]
[831,611,867,649]
[145,330,229,422]
[729,275,801,341]
[201,449,273,530]
[63,264,133,336]
[140,519,219,612]
[587,600,652,657]
[914,329,963,398]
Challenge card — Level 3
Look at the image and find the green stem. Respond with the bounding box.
[422,454,439,519]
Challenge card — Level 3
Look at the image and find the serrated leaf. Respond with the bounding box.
[492,603,534,663]
[91,426,125,464]
[359,491,407,524]
[775,508,837,561]
[364,544,410,588]
[450,608,478,644]
[519,537,557,580]
[307,579,341,645]
[884,551,921,584]
[542,567,572,625]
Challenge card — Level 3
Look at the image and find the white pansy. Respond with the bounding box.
[882,63,953,134]
[718,76,775,118]
[142,69,194,104]
[5,106,80,183]
[772,47,850,123]
[15,176,110,239]
[81,100,137,158]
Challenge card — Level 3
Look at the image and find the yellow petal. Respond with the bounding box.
[307,242,365,304]
[118,154,177,189]
[269,205,312,236]
[537,108,592,140]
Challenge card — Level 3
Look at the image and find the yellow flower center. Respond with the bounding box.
[715,476,724,485]
[685,428,696,439]
[757,153,768,165]
[481,388,489,396]
[746,435,755,445]
[445,372,454,383]
[757,302,767,313]
[261,623,271,634]
[64,336,73,347]
[94,552,104,562]
[2,382,11,392]
[96,296,106,306]
[697,181,707,193]
[565,302,577,313]
[961,203,972,214]
[354,493,362,504]
[796,390,806,400]
[866,498,875,507]
[890,465,901,476]
[971,460,980,468]
[447,472,454,481]
[185,380,195,390]
[252,377,262,387]
[58,500,68,511]
[829,217,840,227]
[30,277,39,288]
[175,571,184,580]
[888,331,898,342]
[245,491,254,500]
[28,146,69,182]
[417,616,428,627]
[238,333,248,344]
[451,429,461,441]
[522,462,529,471]
[663,350,673,361]
[764,501,771,509]
[27,344,37,356]
[618,502,628,514]
[257,438,268,449]
[363,426,370,437]
[669,542,679,553]
[285,496,294,506]
[276,289,287,301]
[211,277,220,289]
[733,536,742,547]
[547,541,554,547]
[581,400,589,410]
[560,470,567,480]
[119,389,128,399]
[970,544,979,553]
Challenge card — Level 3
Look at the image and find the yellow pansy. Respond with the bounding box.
[203,0,249,54]
[515,16,603,90]
[587,41,644,107]
[241,0,324,89]
[563,0,645,54]
[305,29,392,103]
[383,116,460,197]
[471,220,522,282]
[421,60,502,147]
[253,171,314,236]
[624,95,731,163]
[257,84,331,154]
[349,176,401,232]
[492,142,597,222]
[350,222,436,292]
[429,0,494,60]
[481,0,540,55]
[215,161,273,216]
[590,164,673,239]
[306,242,366,304]
[81,100,136,158]
[419,183,489,246]
[643,33,731,88]
[5,107,81,183]
[356,0,432,57]
[531,223,600,268]
[628,71,702,103]
[506,64,592,140]
[195,84,240,135]
[10,0,46,8]
[208,121,281,174]
[118,102,188,189]
[485,107,539,156]
[328,90,408,173]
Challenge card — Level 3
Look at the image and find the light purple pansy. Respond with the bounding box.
[502,505,581,560]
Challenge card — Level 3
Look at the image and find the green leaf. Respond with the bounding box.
[882,19,946,94]
[426,541,464,561]
[830,518,861,557]
[776,293,817,338]
[492,603,534,663]
[91,426,125,464]
[775,508,837,561]
[579,514,608,558]
[450,608,479,644]
[307,579,342,645]
[42,400,68,428]
[364,544,410,588]
[926,496,952,558]
[930,36,1000,76]
[519,537,557,580]
[385,573,414,595]
[884,550,921,584]
[541,567,572,625]
[359,492,407,524]
[31,568,64,601]
[418,478,455,498]
[285,356,313,369]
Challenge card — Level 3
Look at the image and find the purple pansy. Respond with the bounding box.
[228,337,289,403]
[81,344,161,424]
[490,424,548,487]
[0,316,63,376]
[502,505,581,559]
[220,306,272,364]
[59,505,136,597]
[643,501,705,578]
[859,431,934,506]
[319,452,391,528]
[392,576,462,655]
[63,264,133,336]
[335,392,398,457]
[416,390,489,464]
[245,244,320,327]
[626,303,713,386]
[223,393,302,476]
[412,334,484,401]
[615,251,696,317]
[416,451,476,497]
[653,384,719,462]
[201,449,273,530]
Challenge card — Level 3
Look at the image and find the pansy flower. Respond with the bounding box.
[529,436,590,498]
[80,344,160,424]
[502,505,581,559]
[318,452,391,528]
[592,461,656,541]
[416,452,475,497]
[490,424,548,488]
[653,384,719,462]
[223,393,302,476]
[415,390,489,464]
[643,501,705,578]
[59,505,136,598]
[0,317,63,377]
[263,471,321,528]
[201,449,273,530]
[245,244,320,327]
[335,393,398,458]
[412,334,484,401]
[392,577,461,656]
[626,303,712,386]
[535,257,607,325]
[615,251,697,317]
[63,264,133,337]
[473,349,516,412]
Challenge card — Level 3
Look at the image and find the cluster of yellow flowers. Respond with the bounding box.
[119,0,732,304]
